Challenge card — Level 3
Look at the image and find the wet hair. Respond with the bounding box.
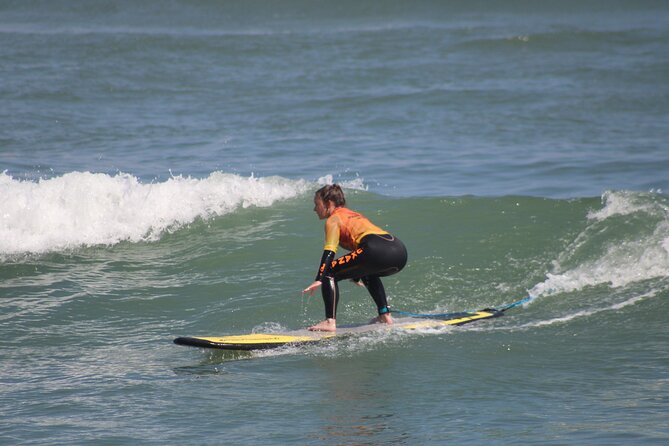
[315,184,346,207]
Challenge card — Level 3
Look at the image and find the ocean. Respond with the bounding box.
[1,1,668,444]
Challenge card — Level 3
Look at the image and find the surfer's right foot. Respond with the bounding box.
[308,319,337,332]
[369,313,394,325]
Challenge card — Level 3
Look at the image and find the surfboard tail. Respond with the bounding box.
[173,333,330,351]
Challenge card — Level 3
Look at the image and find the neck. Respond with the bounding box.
[326,204,339,217]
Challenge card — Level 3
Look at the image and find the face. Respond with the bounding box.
[313,196,333,220]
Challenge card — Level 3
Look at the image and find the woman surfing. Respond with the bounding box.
[302,184,408,332]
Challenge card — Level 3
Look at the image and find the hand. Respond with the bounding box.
[302,281,322,295]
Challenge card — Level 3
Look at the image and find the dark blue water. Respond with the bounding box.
[3,0,668,196]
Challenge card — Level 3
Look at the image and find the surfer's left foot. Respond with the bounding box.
[308,319,337,332]
[369,314,394,325]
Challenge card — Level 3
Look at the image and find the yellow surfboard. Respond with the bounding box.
[173,309,501,351]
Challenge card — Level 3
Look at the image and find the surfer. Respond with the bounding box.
[302,184,408,332]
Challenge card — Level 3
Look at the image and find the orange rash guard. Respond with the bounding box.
[323,207,389,252]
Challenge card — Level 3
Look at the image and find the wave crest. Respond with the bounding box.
[530,191,669,298]
[0,171,309,255]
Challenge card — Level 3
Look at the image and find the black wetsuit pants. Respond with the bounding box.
[320,234,408,319]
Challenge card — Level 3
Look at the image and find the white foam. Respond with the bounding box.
[531,227,669,298]
[0,171,309,255]
[515,291,654,330]
[531,191,669,299]
[317,174,368,191]
[587,190,660,222]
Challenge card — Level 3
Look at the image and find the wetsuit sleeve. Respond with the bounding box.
[315,250,336,281]
[323,215,340,252]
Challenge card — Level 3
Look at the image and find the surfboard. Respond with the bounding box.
[173,309,502,351]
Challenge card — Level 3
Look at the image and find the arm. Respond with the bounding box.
[303,213,340,295]
[302,249,335,295]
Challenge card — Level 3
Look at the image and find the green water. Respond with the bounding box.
[2,191,668,444]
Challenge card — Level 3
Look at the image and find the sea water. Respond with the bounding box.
[1,1,668,444]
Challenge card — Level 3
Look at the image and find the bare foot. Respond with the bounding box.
[308,319,337,332]
[369,313,394,325]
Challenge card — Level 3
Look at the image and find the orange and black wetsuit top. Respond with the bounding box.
[316,207,388,281]
[323,207,388,252]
